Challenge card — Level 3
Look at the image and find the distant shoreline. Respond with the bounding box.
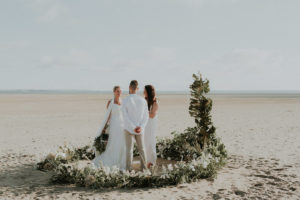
[1,90,300,98]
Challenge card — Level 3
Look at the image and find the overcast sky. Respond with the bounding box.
[0,0,299,91]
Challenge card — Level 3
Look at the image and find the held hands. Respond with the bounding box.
[134,126,142,134]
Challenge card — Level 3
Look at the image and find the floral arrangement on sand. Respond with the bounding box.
[37,73,227,188]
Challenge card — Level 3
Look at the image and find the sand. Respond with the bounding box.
[0,94,300,199]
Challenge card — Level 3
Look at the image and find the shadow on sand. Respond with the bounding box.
[0,155,165,199]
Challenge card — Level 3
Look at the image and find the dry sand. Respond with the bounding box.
[0,94,300,199]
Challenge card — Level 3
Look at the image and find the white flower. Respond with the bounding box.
[191,159,197,165]
[143,169,152,176]
[122,170,130,176]
[202,160,208,169]
[167,164,173,171]
[55,152,66,159]
[111,165,119,174]
[160,174,166,179]
[190,165,195,171]
[103,166,110,174]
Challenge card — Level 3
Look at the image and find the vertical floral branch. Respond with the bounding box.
[189,73,216,149]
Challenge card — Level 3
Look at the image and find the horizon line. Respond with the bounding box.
[1,89,300,95]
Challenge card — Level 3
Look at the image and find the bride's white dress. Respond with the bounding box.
[93,101,126,170]
[144,102,158,165]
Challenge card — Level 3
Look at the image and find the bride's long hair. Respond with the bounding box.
[145,85,156,111]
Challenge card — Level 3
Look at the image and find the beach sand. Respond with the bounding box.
[0,94,300,199]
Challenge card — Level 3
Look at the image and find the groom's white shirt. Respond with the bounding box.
[122,93,149,135]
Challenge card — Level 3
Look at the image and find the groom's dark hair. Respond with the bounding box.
[129,80,138,90]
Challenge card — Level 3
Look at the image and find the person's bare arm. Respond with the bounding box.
[106,100,112,122]
[139,100,149,133]
[106,100,112,109]
[149,102,158,118]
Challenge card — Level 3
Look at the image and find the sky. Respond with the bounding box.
[0,0,299,91]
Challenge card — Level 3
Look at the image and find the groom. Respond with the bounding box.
[122,80,149,170]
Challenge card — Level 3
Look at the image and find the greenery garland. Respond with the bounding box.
[51,150,222,188]
[37,73,227,188]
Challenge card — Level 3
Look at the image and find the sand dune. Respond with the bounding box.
[0,94,299,199]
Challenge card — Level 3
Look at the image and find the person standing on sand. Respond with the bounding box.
[122,80,149,171]
[93,86,126,170]
[143,85,158,168]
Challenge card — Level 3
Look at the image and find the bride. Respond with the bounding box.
[93,86,126,170]
[143,85,158,168]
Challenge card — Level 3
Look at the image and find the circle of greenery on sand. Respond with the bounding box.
[37,73,227,188]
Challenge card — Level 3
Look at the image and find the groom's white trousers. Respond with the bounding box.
[124,130,147,170]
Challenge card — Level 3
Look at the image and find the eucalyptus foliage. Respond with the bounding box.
[189,73,215,149]
[37,145,94,171]
[51,150,222,188]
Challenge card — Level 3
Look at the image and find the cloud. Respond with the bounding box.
[40,49,97,69]
[175,0,240,6]
[194,48,300,90]
[85,47,179,73]
[0,40,32,69]
[212,48,282,73]
[38,4,62,22]
[0,40,31,49]
[29,0,66,22]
